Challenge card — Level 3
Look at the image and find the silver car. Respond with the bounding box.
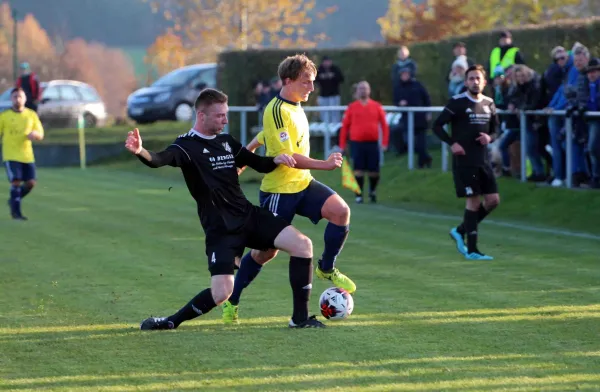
[38,80,107,128]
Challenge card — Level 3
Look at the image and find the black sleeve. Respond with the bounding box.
[235,147,277,173]
[432,100,456,145]
[137,143,191,168]
[488,102,500,141]
[515,50,525,65]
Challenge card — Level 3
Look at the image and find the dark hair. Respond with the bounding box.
[194,88,228,110]
[466,64,487,79]
[454,42,466,48]
[10,87,24,95]
[278,54,317,83]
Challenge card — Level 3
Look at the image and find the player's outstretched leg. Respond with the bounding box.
[316,194,356,293]
[274,226,325,328]
[223,249,277,324]
[141,275,233,330]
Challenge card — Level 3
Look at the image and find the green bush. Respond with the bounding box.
[218,17,600,114]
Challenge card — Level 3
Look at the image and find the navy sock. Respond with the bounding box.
[355,176,364,196]
[9,186,22,217]
[319,223,349,272]
[289,256,312,324]
[167,288,216,328]
[369,175,380,194]
[20,185,32,199]
[229,252,262,305]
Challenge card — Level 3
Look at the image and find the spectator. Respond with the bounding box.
[493,66,520,176]
[339,81,390,203]
[448,55,468,98]
[566,44,593,186]
[316,56,345,125]
[577,57,600,188]
[396,68,432,168]
[15,62,40,112]
[508,64,546,182]
[488,31,525,82]
[392,46,417,105]
[545,42,582,187]
[447,42,475,83]
[268,77,282,100]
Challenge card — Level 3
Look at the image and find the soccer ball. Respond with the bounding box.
[319,287,354,320]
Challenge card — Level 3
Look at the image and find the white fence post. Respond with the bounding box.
[519,111,528,182]
[565,116,573,189]
[407,110,415,170]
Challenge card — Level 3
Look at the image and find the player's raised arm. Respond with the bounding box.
[125,128,190,168]
[235,148,296,173]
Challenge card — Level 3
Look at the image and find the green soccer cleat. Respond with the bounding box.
[222,300,239,324]
[316,266,356,294]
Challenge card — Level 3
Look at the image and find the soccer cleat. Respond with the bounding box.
[355,196,363,204]
[449,228,467,255]
[316,266,356,294]
[222,300,239,324]
[465,252,494,261]
[140,316,175,331]
[369,192,377,203]
[289,315,326,328]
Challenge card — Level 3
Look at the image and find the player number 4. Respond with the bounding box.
[465,187,473,196]
[211,252,216,264]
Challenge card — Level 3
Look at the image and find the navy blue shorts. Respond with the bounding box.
[351,141,380,172]
[259,180,336,225]
[4,161,36,182]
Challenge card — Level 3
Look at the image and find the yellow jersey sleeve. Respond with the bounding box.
[256,131,265,145]
[32,111,44,138]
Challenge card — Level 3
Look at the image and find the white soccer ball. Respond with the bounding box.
[319,287,354,320]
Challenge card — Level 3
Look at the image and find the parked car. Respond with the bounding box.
[0,88,11,112]
[38,80,107,128]
[0,81,106,128]
[127,63,217,124]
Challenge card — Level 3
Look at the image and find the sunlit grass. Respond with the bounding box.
[1,165,599,391]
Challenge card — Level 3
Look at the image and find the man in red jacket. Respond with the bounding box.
[16,63,41,112]
[339,81,389,203]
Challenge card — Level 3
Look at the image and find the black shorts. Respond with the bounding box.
[453,165,498,198]
[204,206,291,276]
[351,141,380,172]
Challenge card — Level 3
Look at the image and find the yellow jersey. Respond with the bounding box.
[0,108,44,163]
[259,95,312,194]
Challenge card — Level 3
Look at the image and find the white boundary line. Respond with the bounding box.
[368,204,600,241]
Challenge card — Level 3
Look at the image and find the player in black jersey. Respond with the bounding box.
[432,65,501,260]
[126,88,326,329]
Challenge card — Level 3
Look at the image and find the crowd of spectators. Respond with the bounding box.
[251,30,600,189]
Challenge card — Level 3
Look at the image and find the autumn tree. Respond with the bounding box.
[145,29,188,77]
[145,0,335,77]
[379,0,584,44]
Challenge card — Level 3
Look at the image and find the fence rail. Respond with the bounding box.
[228,105,600,189]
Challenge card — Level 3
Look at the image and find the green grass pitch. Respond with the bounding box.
[1,159,599,391]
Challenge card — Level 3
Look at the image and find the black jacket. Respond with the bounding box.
[316,65,344,97]
[395,80,431,130]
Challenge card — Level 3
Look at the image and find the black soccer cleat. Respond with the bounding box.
[369,192,377,203]
[140,316,175,331]
[289,315,326,329]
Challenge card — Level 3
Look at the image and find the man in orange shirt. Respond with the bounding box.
[339,81,389,203]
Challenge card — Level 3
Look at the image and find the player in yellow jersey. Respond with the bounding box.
[0,87,44,220]
[223,54,356,324]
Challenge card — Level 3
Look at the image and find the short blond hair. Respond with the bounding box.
[278,54,317,83]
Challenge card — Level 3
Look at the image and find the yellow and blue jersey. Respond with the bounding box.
[259,95,312,194]
[0,108,43,163]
